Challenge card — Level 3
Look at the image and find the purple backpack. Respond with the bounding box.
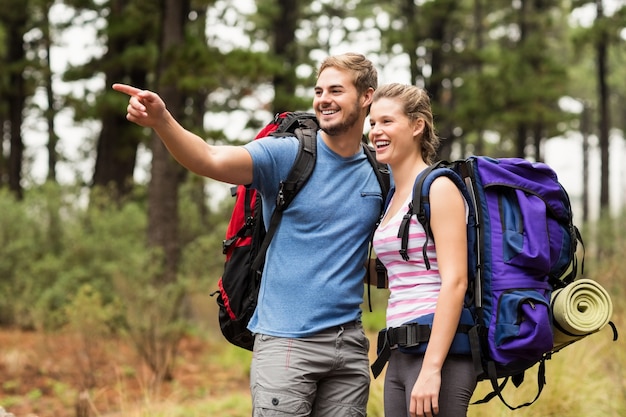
[400,156,583,409]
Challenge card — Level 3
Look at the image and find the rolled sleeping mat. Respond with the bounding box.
[550,278,613,350]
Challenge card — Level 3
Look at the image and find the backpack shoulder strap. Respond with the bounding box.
[398,162,468,266]
[362,142,391,291]
[274,117,318,210]
[362,143,391,200]
[251,119,318,272]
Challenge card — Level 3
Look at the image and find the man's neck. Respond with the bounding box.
[320,123,366,157]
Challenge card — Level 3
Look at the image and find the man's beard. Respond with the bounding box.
[320,102,360,136]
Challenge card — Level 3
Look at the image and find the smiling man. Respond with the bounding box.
[113,52,384,417]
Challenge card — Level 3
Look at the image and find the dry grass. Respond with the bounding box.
[1,219,624,417]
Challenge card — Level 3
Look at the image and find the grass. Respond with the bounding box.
[2,220,623,417]
[110,393,253,417]
[467,328,623,417]
[11,273,620,416]
[96,321,622,417]
[97,326,623,417]
[97,220,625,417]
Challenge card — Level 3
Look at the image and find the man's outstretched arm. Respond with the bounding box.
[113,83,253,185]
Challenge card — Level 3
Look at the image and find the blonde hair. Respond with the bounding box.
[317,53,378,97]
[372,83,440,164]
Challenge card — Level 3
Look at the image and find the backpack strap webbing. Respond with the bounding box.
[397,162,444,263]
[222,186,256,253]
[251,120,317,273]
[371,321,474,378]
[362,142,391,294]
[472,357,548,410]
[362,143,391,199]
[398,163,472,266]
[274,117,318,211]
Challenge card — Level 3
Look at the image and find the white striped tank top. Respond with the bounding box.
[372,194,441,329]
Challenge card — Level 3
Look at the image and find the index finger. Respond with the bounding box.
[112,83,142,97]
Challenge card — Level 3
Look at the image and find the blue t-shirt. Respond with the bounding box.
[244,132,384,337]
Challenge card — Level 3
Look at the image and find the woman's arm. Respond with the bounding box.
[409,176,468,417]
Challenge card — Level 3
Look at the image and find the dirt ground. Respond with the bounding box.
[0,329,249,416]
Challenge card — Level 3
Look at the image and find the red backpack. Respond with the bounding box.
[213,112,318,350]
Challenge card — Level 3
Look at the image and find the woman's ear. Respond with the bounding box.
[413,118,425,138]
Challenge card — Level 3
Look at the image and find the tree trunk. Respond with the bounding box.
[5,3,28,199]
[143,0,189,382]
[271,0,300,113]
[418,0,457,160]
[595,0,610,214]
[42,5,59,183]
[92,0,146,197]
[516,124,527,158]
[581,103,591,223]
[402,0,419,85]
[533,121,543,161]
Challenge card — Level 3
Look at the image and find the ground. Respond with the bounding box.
[0,328,249,416]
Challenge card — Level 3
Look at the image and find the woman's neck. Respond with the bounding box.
[390,156,429,195]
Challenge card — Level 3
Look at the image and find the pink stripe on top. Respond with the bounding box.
[372,194,441,329]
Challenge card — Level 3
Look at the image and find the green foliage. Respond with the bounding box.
[361,287,389,333]
[214,343,253,377]
[1,190,626,416]
[0,189,45,326]
[64,284,119,336]
[177,176,230,290]
[367,375,385,417]
[35,187,150,330]
[0,181,229,331]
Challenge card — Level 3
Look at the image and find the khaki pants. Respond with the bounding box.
[250,321,370,416]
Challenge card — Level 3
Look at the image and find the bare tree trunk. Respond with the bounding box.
[143,0,189,382]
[402,0,420,85]
[472,0,486,156]
[5,2,28,199]
[42,5,59,183]
[92,0,147,197]
[581,103,591,223]
[418,0,457,160]
[150,0,187,284]
[75,390,91,417]
[595,0,610,214]
[515,0,530,159]
[533,121,543,162]
[271,0,301,113]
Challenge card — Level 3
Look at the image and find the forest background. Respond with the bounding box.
[1,0,625,416]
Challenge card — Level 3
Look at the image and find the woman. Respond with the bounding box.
[369,83,476,417]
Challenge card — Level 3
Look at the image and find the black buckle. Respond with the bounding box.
[390,323,431,348]
[404,325,421,348]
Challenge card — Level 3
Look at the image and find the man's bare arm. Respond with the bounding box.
[113,83,253,185]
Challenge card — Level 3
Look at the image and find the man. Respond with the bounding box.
[113,52,383,416]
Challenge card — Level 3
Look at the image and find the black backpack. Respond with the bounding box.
[213,112,389,350]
